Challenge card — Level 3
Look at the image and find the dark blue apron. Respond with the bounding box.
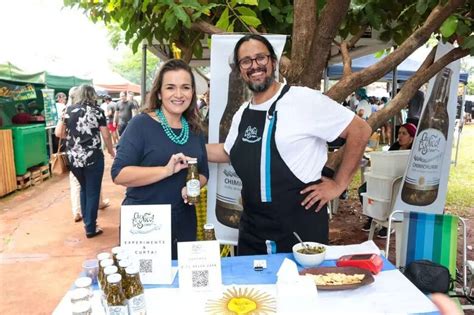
[230,85,328,255]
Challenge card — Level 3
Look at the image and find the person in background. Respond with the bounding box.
[12,103,33,124]
[406,89,425,127]
[359,122,417,238]
[127,91,139,117]
[55,85,115,238]
[114,91,136,136]
[111,59,208,259]
[55,92,67,121]
[206,34,371,255]
[103,95,119,145]
[355,88,372,120]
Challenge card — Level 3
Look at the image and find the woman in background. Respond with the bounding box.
[112,59,208,259]
[56,85,115,238]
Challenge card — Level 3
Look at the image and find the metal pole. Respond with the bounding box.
[391,67,398,144]
[141,42,147,107]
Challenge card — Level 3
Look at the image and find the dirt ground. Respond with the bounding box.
[0,156,472,314]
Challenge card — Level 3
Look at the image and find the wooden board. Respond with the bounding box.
[0,130,17,197]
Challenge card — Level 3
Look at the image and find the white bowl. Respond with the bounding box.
[292,242,326,267]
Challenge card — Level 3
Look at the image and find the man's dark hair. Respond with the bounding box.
[233,34,278,67]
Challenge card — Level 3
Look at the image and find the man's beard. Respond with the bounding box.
[245,68,275,93]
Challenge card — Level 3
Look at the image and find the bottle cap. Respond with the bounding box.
[118,259,131,268]
[125,265,140,275]
[100,258,114,268]
[97,252,111,261]
[107,273,122,284]
[111,246,123,255]
[70,288,90,302]
[104,265,118,275]
[74,277,92,288]
[204,223,215,230]
[188,158,198,164]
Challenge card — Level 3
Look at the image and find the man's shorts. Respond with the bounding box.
[107,122,117,132]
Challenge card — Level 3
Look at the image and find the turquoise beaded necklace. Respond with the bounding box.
[156,109,189,145]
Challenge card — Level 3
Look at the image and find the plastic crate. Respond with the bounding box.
[362,192,391,221]
[369,150,410,177]
[365,171,396,200]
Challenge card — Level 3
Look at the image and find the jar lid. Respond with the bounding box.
[116,252,129,261]
[111,246,123,255]
[107,273,122,284]
[104,265,118,275]
[118,259,131,268]
[70,288,89,300]
[97,252,111,261]
[71,300,92,314]
[125,265,139,275]
[100,258,114,268]
[74,277,92,288]
[204,223,215,230]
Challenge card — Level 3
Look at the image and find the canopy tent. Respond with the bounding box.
[327,54,469,83]
[93,69,141,95]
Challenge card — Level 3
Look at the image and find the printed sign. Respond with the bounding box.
[41,88,57,128]
[177,240,222,291]
[121,204,173,284]
[0,82,37,103]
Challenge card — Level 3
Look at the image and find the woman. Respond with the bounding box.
[360,122,417,238]
[55,85,115,238]
[111,59,208,259]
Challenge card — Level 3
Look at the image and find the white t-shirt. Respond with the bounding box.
[224,85,354,183]
[56,102,66,120]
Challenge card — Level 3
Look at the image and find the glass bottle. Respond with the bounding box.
[215,61,247,229]
[186,158,200,203]
[111,246,123,266]
[99,258,114,290]
[124,266,147,315]
[106,273,128,315]
[203,223,217,241]
[118,259,131,291]
[401,68,451,206]
[102,265,118,312]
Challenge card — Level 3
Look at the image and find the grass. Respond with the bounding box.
[348,124,474,216]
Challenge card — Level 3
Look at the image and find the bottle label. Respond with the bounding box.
[216,163,243,228]
[404,128,446,190]
[127,294,146,315]
[108,305,128,315]
[187,179,200,197]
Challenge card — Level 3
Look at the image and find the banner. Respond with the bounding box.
[393,42,460,214]
[207,34,287,245]
[120,204,173,284]
[41,88,57,128]
[0,82,36,103]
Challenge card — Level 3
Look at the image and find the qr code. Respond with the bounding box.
[139,259,152,273]
[192,270,209,288]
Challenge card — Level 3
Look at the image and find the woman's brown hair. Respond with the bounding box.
[147,59,202,133]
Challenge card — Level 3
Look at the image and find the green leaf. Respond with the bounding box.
[456,19,470,37]
[416,0,428,15]
[173,5,190,26]
[237,0,258,6]
[258,0,270,11]
[462,36,474,50]
[235,6,257,17]
[240,15,261,28]
[228,18,236,32]
[230,0,237,8]
[440,15,458,38]
[374,50,385,58]
[215,7,230,30]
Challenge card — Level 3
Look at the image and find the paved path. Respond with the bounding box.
[0,156,122,314]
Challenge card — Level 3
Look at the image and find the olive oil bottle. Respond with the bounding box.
[186,158,200,203]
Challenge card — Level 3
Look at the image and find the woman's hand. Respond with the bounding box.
[165,153,189,176]
[300,177,344,212]
[181,186,192,205]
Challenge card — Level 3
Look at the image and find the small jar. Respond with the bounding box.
[203,223,217,241]
[71,300,92,315]
[111,246,123,265]
[98,259,114,290]
[74,277,93,299]
[97,252,111,262]
[70,288,90,304]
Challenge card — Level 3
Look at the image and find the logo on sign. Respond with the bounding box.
[131,212,162,234]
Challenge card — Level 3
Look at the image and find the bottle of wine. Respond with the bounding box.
[401,68,451,206]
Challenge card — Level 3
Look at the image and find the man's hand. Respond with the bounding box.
[300,177,345,212]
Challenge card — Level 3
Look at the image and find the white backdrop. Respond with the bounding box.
[207,34,287,245]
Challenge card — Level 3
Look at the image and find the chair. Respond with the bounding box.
[386,210,472,308]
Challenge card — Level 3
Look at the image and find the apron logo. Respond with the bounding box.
[242,126,262,143]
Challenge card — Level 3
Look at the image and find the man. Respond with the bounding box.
[355,88,372,120]
[207,34,371,255]
[55,92,67,121]
[406,89,425,127]
[114,91,135,136]
[103,95,119,145]
[12,103,33,124]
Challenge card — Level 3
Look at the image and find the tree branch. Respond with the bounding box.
[340,41,352,77]
[298,0,351,88]
[326,0,466,103]
[190,20,225,34]
[288,0,317,82]
[348,26,368,48]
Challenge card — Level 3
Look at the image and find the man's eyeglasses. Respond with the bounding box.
[238,54,271,69]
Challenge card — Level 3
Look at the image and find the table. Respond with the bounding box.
[54,250,439,314]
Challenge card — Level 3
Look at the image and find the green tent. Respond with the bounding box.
[0,62,45,85]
